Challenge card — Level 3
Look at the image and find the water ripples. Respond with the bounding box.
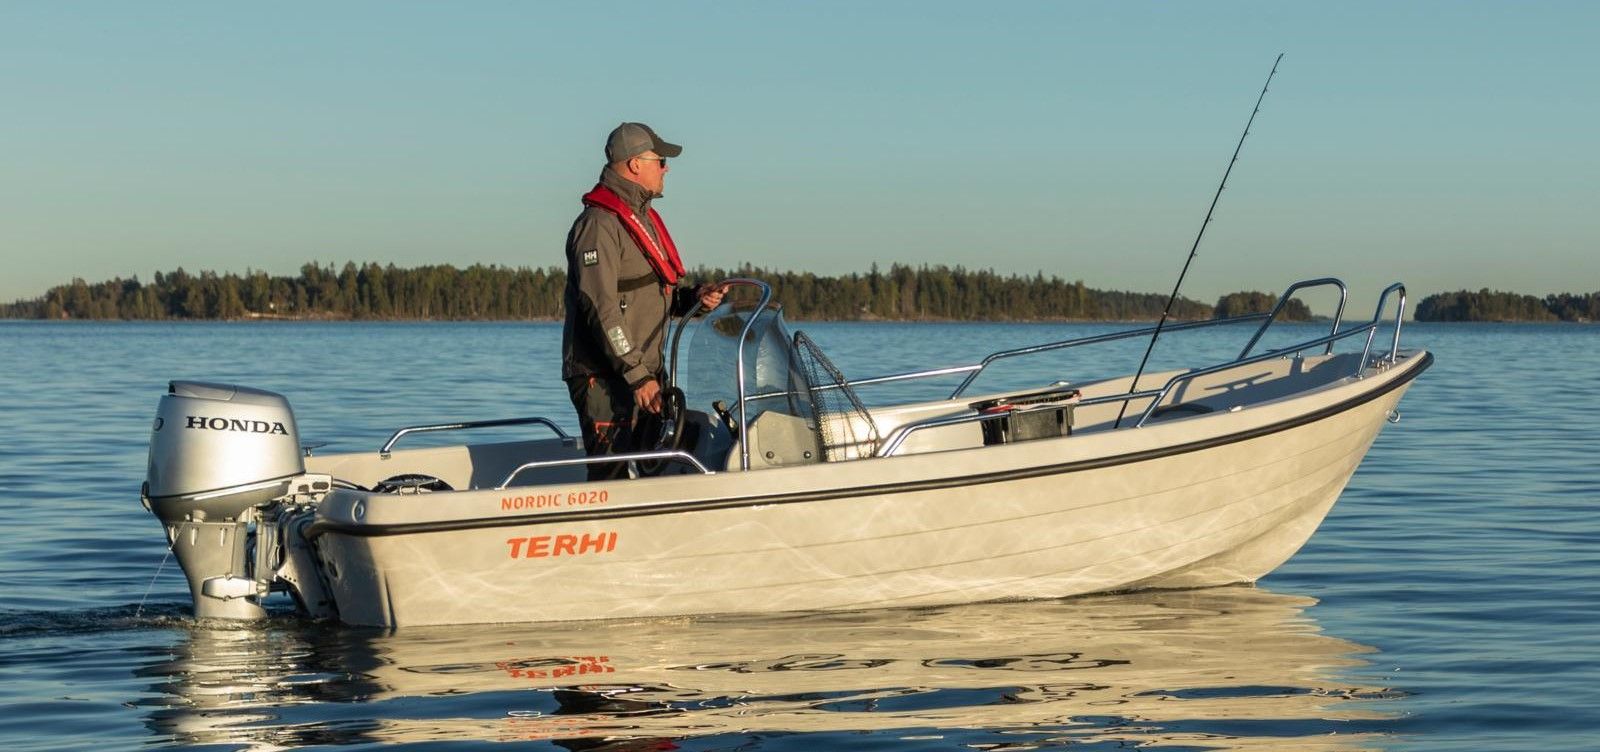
[1,320,1596,749]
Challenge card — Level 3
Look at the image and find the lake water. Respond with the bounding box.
[0,319,1595,750]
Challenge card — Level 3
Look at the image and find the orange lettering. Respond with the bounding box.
[509,532,617,559]
[502,493,568,511]
[577,532,607,554]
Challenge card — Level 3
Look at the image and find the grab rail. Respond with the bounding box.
[1359,283,1407,367]
[1236,278,1348,359]
[1107,281,1420,425]
[1133,323,1373,428]
[876,386,1170,457]
[497,450,712,488]
[946,314,1270,399]
[875,278,1414,454]
[876,409,1018,458]
[380,417,571,459]
[742,363,987,407]
[672,277,1411,465]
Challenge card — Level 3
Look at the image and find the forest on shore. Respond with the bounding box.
[1412,289,1599,323]
[7,263,1586,323]
[0,262,1317,323]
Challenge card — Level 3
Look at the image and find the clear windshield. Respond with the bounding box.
[674,301,813,423]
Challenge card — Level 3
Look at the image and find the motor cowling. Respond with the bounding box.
[147,381,305,507]
[144,381,311,619]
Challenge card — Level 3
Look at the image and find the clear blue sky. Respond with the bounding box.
[3,1,1596,314]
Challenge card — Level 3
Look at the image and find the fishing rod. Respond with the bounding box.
[1112,53,1284,429]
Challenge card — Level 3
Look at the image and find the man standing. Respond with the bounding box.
[562,122,724,478]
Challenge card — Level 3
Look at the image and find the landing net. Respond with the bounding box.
[792,331,880,461]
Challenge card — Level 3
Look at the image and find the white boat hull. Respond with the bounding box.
[310,351,1426,627]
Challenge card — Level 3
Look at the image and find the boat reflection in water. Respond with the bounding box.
[138,585,1402,749]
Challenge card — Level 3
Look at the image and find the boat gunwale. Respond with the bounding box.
[306,350,1431,540]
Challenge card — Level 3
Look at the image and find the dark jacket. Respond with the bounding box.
[561,167,697,386]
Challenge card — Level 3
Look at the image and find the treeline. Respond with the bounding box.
[1415,289,1600,322]
[2,262,1230,322]
[1214,291,1312,321]
[14,264,1589,323]
[0,264,567,321]
[729,264,1216,321]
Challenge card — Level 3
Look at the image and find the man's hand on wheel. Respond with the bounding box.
[697,282,728,311]
[633,378,662,414]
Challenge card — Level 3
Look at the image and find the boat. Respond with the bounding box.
[140,277,1429,627]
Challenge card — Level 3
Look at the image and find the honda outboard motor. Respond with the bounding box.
[143,381,328,619]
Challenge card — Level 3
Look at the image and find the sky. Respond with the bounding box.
[3,1,1597,315]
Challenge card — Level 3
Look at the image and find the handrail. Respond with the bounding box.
[672,277,1411,466]
[380,417,570,458]
[743,363,985,406]
[1359,283,1407,368]
[749,315,1268,404]
[1137,283,1410,427]
[741,315,1270,407]
[947,314,1270,399]
[1134,323,1373,427]
[665,278,774,471]
[497,450,711,489]
[877,280,1414,452]
[877,324,1385,455]
[840,363,986,391]
[876,409,1011,458]
[876,387,1178,458]
[1237,278,1348,359]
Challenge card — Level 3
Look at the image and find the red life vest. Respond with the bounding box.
[581,184,686,286]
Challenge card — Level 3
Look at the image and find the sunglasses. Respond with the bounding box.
[634,156,668,167]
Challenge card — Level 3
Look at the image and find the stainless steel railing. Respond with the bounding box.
[380,417,571,459]
[872,278,1412,456]
[1237,278,1348,359]
[497,451,712,489]
[945,314,1271,399]
[666,277,1410,463]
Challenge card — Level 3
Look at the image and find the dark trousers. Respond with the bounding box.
[565,374,659,481]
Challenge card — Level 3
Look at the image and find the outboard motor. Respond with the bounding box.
[143,381,329,619]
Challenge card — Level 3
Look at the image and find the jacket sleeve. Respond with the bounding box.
[569,214,654,387]
[671,284,700,317]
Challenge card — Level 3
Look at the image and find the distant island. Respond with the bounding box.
[0,262,1317,323]
[1413,289,1598,323]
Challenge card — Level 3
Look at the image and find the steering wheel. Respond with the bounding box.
[636,384,689,476]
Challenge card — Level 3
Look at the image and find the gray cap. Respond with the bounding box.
[605,122,682,163]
